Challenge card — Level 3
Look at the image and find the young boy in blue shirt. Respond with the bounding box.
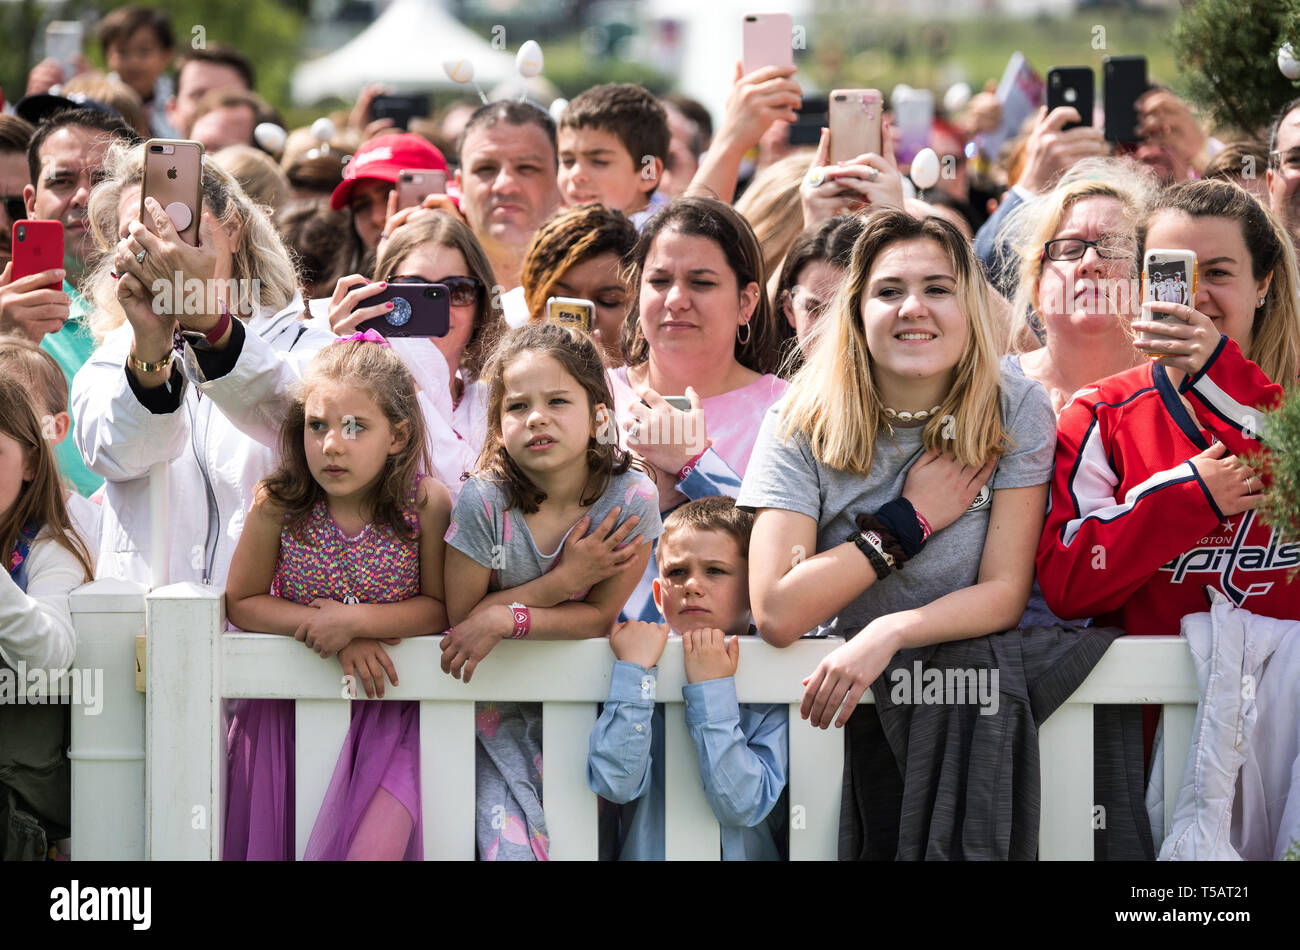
[587,496,788,860]
[556,83,670,229]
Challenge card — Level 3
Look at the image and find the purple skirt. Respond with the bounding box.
[223,699,421,861]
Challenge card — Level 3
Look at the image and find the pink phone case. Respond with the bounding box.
[742,13,793,74]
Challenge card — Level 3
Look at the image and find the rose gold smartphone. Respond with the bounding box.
[142,139,204,246]
[829,89,884,163]
[396,169,447,210]
[742,13,793,74]
[1140,248,1196,355]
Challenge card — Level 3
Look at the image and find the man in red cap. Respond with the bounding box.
[330,132,449,253]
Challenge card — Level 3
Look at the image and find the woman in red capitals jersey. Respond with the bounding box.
[1038,179,1300,638]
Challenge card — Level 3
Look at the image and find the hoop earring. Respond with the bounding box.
[737,320,752,345]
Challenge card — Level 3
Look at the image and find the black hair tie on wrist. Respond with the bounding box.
[872,497,925,558]
[855,513,909,567]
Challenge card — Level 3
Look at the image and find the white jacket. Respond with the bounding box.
[1152,589,1300,860]
[71,298,334,589]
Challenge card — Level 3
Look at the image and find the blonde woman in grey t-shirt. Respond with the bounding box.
[737,210,1055,733]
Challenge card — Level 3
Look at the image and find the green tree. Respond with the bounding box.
[1173,0,1300,137]
[1254,390,1300,569]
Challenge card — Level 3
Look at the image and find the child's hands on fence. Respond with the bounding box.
[683,628,739,683]
[440,605,509,683]
[339,638,400,699]
[609,619,669,670]
[557,506,646,593]
[295,598,359,658]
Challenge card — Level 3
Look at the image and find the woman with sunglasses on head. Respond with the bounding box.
[328,213,505,498]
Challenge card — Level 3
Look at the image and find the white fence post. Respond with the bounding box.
[67,579,147,860]
[787,713,845,860]
[541,702,599,860]
[1038,702,1095,860]
[146,582,224,859]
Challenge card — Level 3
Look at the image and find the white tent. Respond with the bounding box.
[291,0,517,105]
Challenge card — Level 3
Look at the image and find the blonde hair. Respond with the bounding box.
[1137,179,1300,387]
[735,151,814,288]
[1003,158,1157,353]
[62,73,149,138]
[214,144,291,214]
[85,140,299,341]
[778,209,1011,474]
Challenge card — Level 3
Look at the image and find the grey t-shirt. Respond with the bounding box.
[446,467,663,589]
[735,369,1056,638]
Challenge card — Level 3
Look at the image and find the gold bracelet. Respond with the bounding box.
[127,349,174,375]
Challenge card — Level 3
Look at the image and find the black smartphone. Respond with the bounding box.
[370,93,430,131]
[1103,56,1148,144]
[1047,66,1094,129]
[356,283,450,338]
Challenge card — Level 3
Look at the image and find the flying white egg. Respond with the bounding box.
[444,59,475,84]
[943,82,972,114]
[910,147,941,190]
[254,122,287,153]
[516,40,543,79]
[549,97,569,124]
[310,117,335,143]
[1281,44,1300,80]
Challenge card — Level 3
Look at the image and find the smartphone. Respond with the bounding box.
[142,139,204,246]
[1103,56,1148,144]
[1047,67,1094,129]
[742,13,793,74]
[828,89,884,164]
[1140,248,1196,352]
[370,93,430,131]
[45,21,84,80]
[356,283,450,338]
[546,296,594,334]
[640,395,693,412]
[890,86,934,166]
[396,169,447,210]
[11,220,63,291]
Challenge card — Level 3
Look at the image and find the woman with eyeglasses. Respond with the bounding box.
[1002,158,1158,416]
[328,213,505,498]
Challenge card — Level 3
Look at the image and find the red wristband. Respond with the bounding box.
[915,509,933,543]
[508,602,530,639]
[677,448,708,482]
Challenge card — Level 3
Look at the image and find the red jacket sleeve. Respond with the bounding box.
[1179,335,1285,458]
[1035,386,1222,620]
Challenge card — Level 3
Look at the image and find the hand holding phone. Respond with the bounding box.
[396,169,448,211]
[1138,248,1196,356]
[1047,67,1094,130]
[828,89,883,164]
[1,220,69,341]
[355,282,450,338]
[142,139,204,246]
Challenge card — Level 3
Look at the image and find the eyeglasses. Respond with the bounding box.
[1270,149,1300,173]
[1042,237,1135,262]
[1,195,26,222]
[389,274,483,307]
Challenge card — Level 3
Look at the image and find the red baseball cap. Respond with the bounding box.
[329,133,449,210]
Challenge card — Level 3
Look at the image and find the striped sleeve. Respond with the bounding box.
[1034,387,1221,620]
[1178,335,1284,453]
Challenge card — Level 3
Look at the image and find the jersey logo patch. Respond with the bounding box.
[1158,511,1300,605]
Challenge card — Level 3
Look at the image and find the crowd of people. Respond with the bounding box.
[1,5,1297,862]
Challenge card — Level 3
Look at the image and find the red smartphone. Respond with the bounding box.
[356,283,451,338]
[142,139,204,246]
[11,220,63,290]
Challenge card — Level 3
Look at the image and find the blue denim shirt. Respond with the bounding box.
[587,658,789,860]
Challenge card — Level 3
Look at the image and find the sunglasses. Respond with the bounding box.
[2,195,26,223]
[388,274,483,307]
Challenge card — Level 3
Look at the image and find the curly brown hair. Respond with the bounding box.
[261,340,431,541]
[473,323,633,514]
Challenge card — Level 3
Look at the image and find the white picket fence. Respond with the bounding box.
[64,580,1199,861]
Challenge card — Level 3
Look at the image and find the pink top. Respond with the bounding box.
[271,476,423,605]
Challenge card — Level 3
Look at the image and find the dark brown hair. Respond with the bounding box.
[261,340,430,541]
[96,5,174,55]
[373,213,503,382]
[657,495,754,567]
[177,44,255,93]
[560,84,670,170]
[0,114,35,155]
[474,323,632,514]
[621,196,781,375]
[457,100,556,168]
[0,376,92,581]
[27,107,134,185]
[773,215,865,376]
[521,203,636,320]
[1137,178,1300,386]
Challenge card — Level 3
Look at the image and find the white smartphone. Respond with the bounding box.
[1140,248,1196,353]
[46,21,84,80]
[742,13,793,74]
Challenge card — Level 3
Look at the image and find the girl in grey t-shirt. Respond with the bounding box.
[735,212,1055,852]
